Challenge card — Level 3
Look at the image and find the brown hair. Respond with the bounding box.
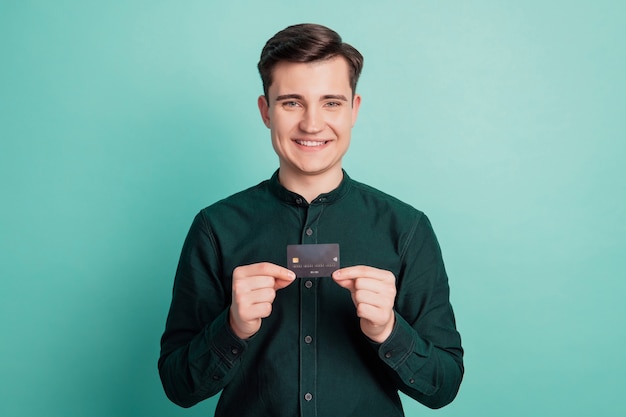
[258,23,364,99]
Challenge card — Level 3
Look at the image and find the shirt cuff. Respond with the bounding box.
[370,312,436,394]
[204,309,248,377]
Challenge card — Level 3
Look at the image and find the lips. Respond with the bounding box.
[295,140,329,147]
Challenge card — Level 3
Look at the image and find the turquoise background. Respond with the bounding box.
[1,1,625,416]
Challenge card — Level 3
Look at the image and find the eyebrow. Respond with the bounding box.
[275,94,349,102]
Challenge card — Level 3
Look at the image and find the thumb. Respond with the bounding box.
[332,271,355,292]
[274,270,296,290]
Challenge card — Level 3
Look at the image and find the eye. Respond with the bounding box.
[282,101,301,108]
[325,101,342,108]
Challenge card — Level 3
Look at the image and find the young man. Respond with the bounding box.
[159,24,463,416]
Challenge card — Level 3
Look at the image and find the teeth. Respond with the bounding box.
[297,140,326,147]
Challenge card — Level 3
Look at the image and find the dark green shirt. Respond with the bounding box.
[159,171,463,416]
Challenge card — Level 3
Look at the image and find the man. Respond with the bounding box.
[159,23,463,416]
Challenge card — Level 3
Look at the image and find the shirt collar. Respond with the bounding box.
[268,169,352,206]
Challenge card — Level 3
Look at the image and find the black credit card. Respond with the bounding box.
[287,243,340,278]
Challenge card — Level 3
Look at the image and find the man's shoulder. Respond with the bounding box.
[348,178,424,218]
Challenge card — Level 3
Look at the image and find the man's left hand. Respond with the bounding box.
[332,266,396,343]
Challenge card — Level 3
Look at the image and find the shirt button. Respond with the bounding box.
[384,351,392,358]
[296,198,303,204]
[304,393,313,401]
[231,347,239,355]
[304,335,312,344]
[305,228,313,236]
[409,378,415,384]
[304,280,313,289]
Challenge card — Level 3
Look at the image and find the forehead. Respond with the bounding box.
[269,57,351,97]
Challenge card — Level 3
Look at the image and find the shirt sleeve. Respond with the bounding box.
[372,213,464,409]
[158,211,246,408]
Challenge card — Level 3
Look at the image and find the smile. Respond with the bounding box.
[295,140,329,147]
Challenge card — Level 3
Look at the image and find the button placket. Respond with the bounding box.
[300,272,317,415]
[301,203,323,244]
[299,204,322,416]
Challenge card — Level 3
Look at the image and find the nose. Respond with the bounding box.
[299,107,323,133]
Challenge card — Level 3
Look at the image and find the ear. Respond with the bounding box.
[257,95,271,128]
[351,94,362,127]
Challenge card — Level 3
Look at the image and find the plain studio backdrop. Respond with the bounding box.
[1,1,624,416]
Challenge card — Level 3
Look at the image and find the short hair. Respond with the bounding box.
[258,23,364,99]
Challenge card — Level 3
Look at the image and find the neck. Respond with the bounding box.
[278,167,344,203]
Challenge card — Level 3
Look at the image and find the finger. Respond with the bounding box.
[232,289,272,314]
[274,277,295,291]
[333,265,392,282]
[355,302,380,321]
[353,277,385,292]
[242,302,273,321]
[250,287,277,304]
[233,263,295,293]
[233,275,275,292]
[236,262,296,281]
[252,263,295,290]
[354,278,397,299]
[354,289,394,310]
[256,262,296,281]
[331,273,356,292]
[355,303,392,327]
[333,267,396,297]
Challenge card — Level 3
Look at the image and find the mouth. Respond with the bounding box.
[294,139,330,147]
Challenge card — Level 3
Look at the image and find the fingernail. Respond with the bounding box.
[288,271,296,279]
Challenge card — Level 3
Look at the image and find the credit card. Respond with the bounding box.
[287,243,340,278]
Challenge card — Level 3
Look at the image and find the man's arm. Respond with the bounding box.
[158,212,242,407]
[383,214,464,408]
[158,212,295,408]
[333,214,464,409]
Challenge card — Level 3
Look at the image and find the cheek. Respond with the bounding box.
[329,114,354,134]
[270,120,293,145]
[282,119,308,138]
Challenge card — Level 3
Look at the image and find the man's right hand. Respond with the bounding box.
[229,262,296,339]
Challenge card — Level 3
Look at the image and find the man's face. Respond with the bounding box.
[258,57,361,182]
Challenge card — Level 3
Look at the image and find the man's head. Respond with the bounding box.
[257,24,363,196]
[258,24,364,100]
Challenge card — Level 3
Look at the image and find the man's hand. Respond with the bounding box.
[332,266,397,343]
[229,262,296,339]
